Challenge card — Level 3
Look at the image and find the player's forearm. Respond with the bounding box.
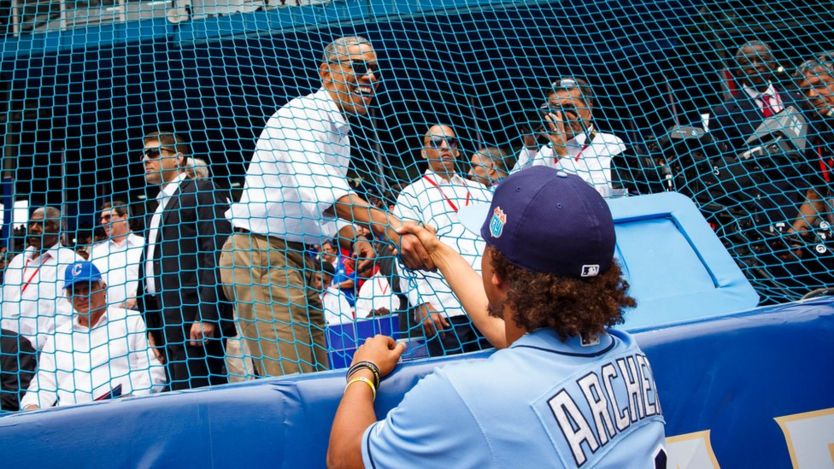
[327,369,377,469]
[432,244,507,349]
[334,194,402,243]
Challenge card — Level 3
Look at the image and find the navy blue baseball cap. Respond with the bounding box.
[64,261,103,290]
[458,166,616,277]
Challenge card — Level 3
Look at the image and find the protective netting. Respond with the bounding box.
[1,0,833,409]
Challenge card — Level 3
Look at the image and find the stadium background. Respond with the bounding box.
[0,1,833,466]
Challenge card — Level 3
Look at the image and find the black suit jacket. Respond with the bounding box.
[709,86,811,153]
[139,176,235,347]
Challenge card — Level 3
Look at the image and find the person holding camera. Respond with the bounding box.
[513,77,626,195]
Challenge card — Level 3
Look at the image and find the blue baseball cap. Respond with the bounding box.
[458,166,615,277]
[64,261,103,291]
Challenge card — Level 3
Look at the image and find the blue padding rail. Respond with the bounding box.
[1,299,832,468]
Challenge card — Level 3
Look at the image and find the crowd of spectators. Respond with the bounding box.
[0,35,832,412]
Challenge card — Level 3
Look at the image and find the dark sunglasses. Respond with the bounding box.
[330,59,381,78]
[428,136,459,150]
[141,146,177,161]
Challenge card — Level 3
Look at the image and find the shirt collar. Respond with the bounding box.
[510,327,616,356]
[28,242,62,262]
[424,168,463,185]
[315,88,351,137]
[743,83,777,100]
[73,309,108,331]
[568,124,595,148]
[157,172,188,201]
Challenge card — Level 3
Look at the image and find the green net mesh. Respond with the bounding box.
[1,0,833,407]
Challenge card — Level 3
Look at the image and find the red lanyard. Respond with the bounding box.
[21,254,49,293]
[376,276,388,295]
[554,142,591,165]
[423,175,470,213]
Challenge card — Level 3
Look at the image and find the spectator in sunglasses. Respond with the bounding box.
[392,124,493,357]
[220,36,435,377]
[514,77,626,196]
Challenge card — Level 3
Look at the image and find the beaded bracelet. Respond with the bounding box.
[347,361,381,388]
[345,376,376,400]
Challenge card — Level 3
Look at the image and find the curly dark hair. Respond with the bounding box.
[488,246,635,341]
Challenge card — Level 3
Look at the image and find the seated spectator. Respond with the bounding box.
[89,200,144,310]
[468,146,511,188]
[314,261,353,325]
[353,264,401,318]
[21,261,164,410]
[0,207,81,351]
[322,238,359,306]
[0,328,37,411]
[327,167,666,468]
[393,124,493,357]
[792,52,834,233]
[513,77,626,195]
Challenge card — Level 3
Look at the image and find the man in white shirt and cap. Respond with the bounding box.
[21,261,164,410]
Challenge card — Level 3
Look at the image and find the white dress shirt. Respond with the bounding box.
[90,233,144,308]
[0,243,81,350]
[354,271,401,318]
[513,127,626,194]
[322,286,353,325]
[743,83,784,115]
[393,169,492,318]
[226,88,354,245]
[20,306,166,409]
[145,172,188,295]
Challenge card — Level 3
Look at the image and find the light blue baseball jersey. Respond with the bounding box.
[362,328,666,468]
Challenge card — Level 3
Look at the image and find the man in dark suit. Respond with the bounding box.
[139,131,234,390]
[709,40,808,152]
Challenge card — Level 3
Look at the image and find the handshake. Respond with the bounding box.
[392,222,452,272]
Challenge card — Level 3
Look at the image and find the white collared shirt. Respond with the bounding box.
[226,88,354,245]
[0,243,81,350]
[393,169,492,317]
[20,306,166,409]
[513,127,626,194]
[354,271,401,319]
[145,172,188,295]
[743,83,784,115]
[90,233,144,308]
[322,286,353,325]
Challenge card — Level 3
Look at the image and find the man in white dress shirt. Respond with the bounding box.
[394,124,493,356]
[220,36,432,376]
[0,207,81,351]
[21,261,164,410]
[89,200,144,310]
[513,77,626,195]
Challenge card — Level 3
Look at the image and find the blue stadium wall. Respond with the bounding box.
[1,0,828,231]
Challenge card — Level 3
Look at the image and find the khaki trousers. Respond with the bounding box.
[219,232,328,376]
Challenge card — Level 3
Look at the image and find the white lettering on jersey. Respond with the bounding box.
[601,363,630,431]
[578,372,616,444]
[549,353,662,466]
[548,389,600,466]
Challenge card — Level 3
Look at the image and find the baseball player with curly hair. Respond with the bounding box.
[328,166,667,468]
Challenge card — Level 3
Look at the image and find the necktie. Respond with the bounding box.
[761,94,775,118]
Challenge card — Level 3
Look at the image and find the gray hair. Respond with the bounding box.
[32,206,62,229]
[322,36,373,63]
[185,157,210,179]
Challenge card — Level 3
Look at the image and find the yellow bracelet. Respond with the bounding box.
[345,376,377,400]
